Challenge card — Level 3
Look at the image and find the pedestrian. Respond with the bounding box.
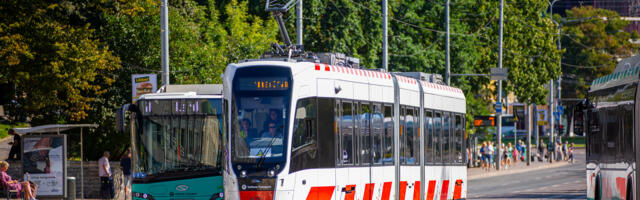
[563,141,569,161]
[120,150,132,198]
[99,151,114,199]
[568,143,575,164]
[488,142,495,170]
[480,142,487,170]
[505,143,512,169]
[7,129,21,161]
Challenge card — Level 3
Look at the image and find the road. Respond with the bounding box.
[468,150,586,199]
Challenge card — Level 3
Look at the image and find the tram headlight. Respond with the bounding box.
[237,165,242,170]
[240,170,247,178]
[267,169,275,177]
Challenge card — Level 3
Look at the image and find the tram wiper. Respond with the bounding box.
[256,137,278,168]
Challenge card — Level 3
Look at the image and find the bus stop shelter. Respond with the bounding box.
[13,124,98,199]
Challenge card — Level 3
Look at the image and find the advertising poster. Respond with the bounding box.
[132,74,157,102]
[22,135,67,197]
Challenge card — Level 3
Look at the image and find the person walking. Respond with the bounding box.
[488,142,495,170]
[562,141,569,161]
[568,143,575,164]
[99,151,114,199]
[7,129,21,161]
[120,150,132,198]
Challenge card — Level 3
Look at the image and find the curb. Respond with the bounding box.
[467,161,571,180]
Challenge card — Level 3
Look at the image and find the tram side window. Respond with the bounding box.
[623,105,634,159]
[443,112,451,163]
[413,108,420,165]
[604,109,619,159]
[455,114,463,163]
[372,104,383,164]
[384,105,394,165]
[434,112,442,163]
[360,103,372,165]
[341,102,354,165]
[404,107,416,165]
[425,110,434,164]
[400,107,406,164]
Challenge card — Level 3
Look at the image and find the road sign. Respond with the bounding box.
[557,105,564,115]
[495,102,503,113]
[490,68,508,80]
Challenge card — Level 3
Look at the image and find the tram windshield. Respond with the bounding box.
[134,99,223,180]
[231,95,290,163]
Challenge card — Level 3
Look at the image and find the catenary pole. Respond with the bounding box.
[496,0,504,170]
[161,0,170,86]
[383,0,388,71]
[527,104,532,165]
[445,0,450,85]
[296,0,303,45]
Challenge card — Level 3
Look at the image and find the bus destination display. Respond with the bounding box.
[237,77,289,91]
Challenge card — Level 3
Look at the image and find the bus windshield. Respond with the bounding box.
[134,99,223,179]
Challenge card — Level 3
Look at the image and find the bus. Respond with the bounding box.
[584,56,640,200]
[119,84,225,200]
[222,54,467,200]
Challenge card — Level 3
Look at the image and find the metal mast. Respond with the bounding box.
[383,0,388,71]
[496,0,504,170]
[296,0,303,45]
[161,0,170,86]
[445,0,451,85]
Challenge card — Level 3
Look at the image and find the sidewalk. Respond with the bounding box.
[468,156,571,180]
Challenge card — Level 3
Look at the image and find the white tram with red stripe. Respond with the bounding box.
[222,54,467,200]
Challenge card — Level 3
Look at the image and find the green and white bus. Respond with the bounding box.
[119,84,225,200]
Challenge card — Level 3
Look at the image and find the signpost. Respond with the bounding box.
[495,102,503,113]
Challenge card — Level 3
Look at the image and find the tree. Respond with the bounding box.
[560,6,639,99]
[0,0,120,122]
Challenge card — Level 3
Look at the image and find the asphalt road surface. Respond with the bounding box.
[468,150,586,199]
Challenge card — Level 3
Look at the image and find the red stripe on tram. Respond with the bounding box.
[305,186,335,200]
[381,182,392,200]
[440,180,449,200]
[363,183,374,200]
[426,180,437,200]
[315,63,321,70]
[616,177,627,199]
[344,184,356,200]
[453,179,463,199]
[399,181,408,200]
[413,181,421,200]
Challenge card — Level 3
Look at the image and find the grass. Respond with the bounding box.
[0,122,30,139]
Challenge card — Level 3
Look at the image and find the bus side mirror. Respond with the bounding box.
[116,104,131,133]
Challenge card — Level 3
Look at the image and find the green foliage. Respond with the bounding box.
[560,6,639,98]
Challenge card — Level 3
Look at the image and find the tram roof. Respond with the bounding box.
[590,56,640,93]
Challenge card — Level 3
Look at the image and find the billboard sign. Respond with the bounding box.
[22,135,67,197]
[132,74,157,102]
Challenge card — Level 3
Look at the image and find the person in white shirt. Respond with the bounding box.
[99,151,114,199]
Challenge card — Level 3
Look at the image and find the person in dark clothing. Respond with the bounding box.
[7,129,21,161]
[262,109,282,133]
[120,150,132,196]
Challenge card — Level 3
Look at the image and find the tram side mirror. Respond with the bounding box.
[115,104,131,133]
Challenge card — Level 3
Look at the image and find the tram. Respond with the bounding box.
[222,54,467,200]
[584,55,640,200]
[118,84,226,200]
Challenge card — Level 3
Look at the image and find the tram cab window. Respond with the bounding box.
[340,102,354,165]
[425,110,434,164]
[434,112,442,163]
[372,104,383,164]
[360,103,372,165]
[383,105,394,165]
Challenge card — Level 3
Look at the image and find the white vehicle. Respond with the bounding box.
[583,55,640,200]
[222,55,467,200]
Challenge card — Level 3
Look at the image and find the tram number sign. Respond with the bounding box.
[474,116,495,127]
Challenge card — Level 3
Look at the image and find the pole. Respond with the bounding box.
[296,0,303,45]
[161,0,170,87]
[496,0,504,170]
[445,0,451,85]
[382,0,388,71]
[549,81,555,163]
[80,127,84,200]
[527,104,532,165]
